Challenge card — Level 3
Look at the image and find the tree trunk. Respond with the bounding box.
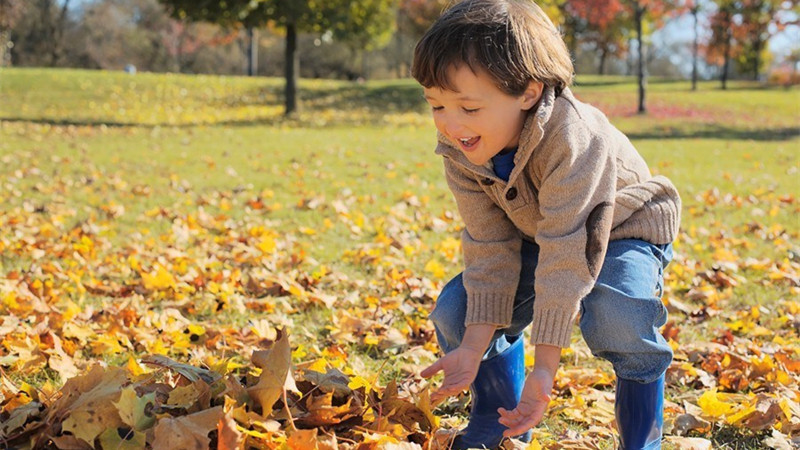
[598,47,607,75]
[627,37,634,76]
[361,50,369,80]
[175,28,184,72]
[284,22,299,116]
[752,36,761,81]
[635,3,646,114]
[52,0,69,66]
[394,33,405,78]
[37,0,54,66]
[247,27,258,77]
[722,26,731,90]
[691,7,698,91]
[0,30,8,66]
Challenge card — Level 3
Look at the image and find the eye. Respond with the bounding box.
[431,106,444,112]
[462,107,480,114]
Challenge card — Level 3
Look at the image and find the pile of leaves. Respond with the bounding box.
[1,71,800,448]
[1,331,444,449]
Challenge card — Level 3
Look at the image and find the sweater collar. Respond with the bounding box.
[435,86,560,183]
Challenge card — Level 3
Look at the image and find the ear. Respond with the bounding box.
[520,81,544,110]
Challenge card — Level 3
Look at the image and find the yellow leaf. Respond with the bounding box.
[168,384,204,409]
[90,334,126,355]
[424,259,446,279]
[308,358,329,373]
[58,366,127,445]
[769,205,779,217]
[528,439,543,450]
[697,390,737,419]
[98,427,147,450]
[725,402,756,425]
[257,236,276,253]
[348,374,372,391]
[435,237,461,260]
[415,387,440,428]
[61,301,82,322]
[141,265,176,290]
[114,386,156,431]
[2,291,19,310]
[364,334,380,346]
[126,357,145,376]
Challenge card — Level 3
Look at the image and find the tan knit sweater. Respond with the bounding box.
[435,87,681,348]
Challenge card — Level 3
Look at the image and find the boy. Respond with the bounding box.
[412,0,680,449]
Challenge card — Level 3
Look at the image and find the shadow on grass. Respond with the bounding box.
[0,82,430,128]
[2,80,797,139]
[4,117,797,143]
[627,124,799,141]
[302,83,426,113]
[0,116,282,128]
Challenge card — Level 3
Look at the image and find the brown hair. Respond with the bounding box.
[411,0,573,96]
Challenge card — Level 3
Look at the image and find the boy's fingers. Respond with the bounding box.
[502,417,534,438]
[420,359,442,378]
[497,408,520,427]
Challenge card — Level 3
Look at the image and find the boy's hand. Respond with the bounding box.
[497,368,554,437]
[420,346,483,404]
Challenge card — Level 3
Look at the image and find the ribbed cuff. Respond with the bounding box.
[529,308,576,348]
[464,291,515,327]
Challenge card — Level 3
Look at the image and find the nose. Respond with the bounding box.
[436,113,463,138]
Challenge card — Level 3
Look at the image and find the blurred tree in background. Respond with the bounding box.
[157,0,396,115]
[0,0,26,66]
[2,0,798,110]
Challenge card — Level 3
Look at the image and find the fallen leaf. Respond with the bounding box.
[114,386,156,431]
[664,436,712,450]
[217,408,245,450]
[140,354,220,385]
[151,406,223,449]
[248,330,295,417]
[97,426,147,450]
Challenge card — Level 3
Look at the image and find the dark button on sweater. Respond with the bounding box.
[481,177,495,186]
[506,187,518,201]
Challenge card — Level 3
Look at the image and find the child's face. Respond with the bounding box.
[423,65,542,166]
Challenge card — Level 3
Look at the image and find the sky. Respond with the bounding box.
[657,12,799,67]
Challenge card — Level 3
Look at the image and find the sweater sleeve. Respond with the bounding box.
[442,154,523,328]
[531,122,617,348]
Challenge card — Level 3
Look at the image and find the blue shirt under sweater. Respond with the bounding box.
[492,148,517,182]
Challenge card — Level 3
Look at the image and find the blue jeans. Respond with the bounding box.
[429,238,673,383]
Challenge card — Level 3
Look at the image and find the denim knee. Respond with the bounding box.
[579,239,673,383]
[429,273,468,354]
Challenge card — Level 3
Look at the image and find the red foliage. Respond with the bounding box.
[568,0,626,29]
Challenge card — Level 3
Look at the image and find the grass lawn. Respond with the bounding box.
[0,68,798,449]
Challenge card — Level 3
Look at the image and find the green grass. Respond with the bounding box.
[1,67,798,449]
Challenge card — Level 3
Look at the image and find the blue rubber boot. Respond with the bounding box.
[615,374,665,450]
[453,337,532,449]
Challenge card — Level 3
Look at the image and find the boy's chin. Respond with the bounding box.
[464,154,490,166]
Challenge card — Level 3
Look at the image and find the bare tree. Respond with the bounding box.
[0,0,26,66]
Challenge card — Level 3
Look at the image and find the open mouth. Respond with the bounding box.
[458,136,480,150]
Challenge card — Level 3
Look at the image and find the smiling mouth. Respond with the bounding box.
[458,136,480,150]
